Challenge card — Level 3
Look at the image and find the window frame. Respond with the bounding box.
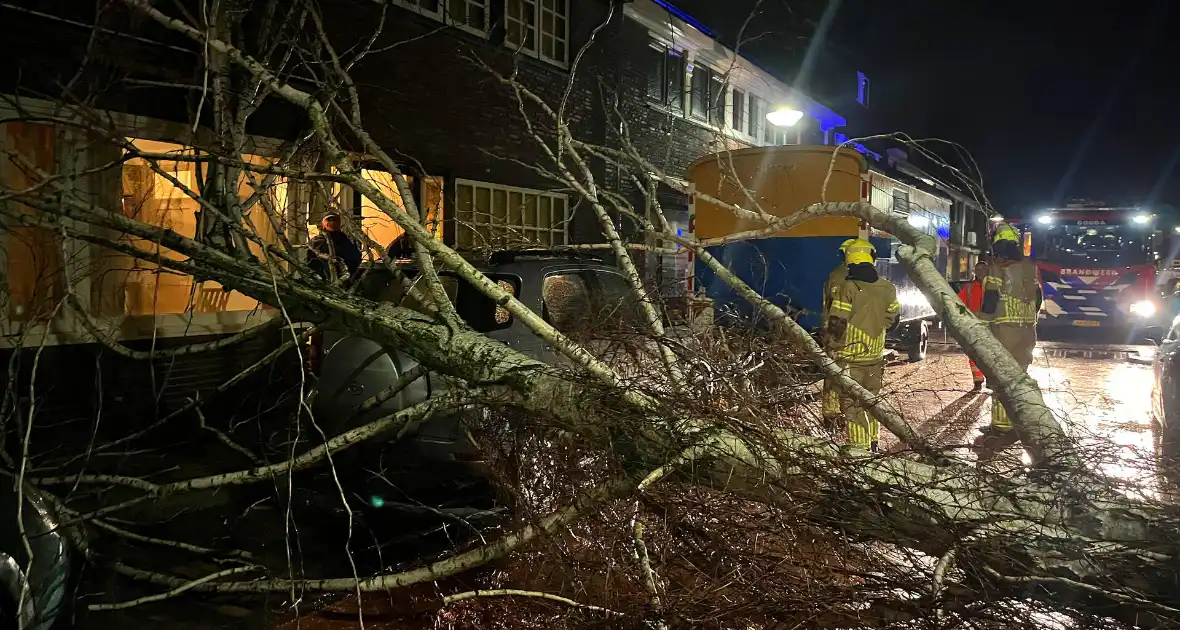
[747,95,763,139]
[454,178,570,249]
[688,63,729,126]
[392,0,491,37]
[731,88,745,132]
[0,98,293,347]
[689,63,710,121]
[644,41,686,115]
[857,71,871,107]
[504,0,570,68]
[892,189,910,215]
[540,267,643,334]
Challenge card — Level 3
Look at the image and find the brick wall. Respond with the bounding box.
[323,0,615,243]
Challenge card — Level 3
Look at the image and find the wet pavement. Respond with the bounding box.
[878,340,1159,495]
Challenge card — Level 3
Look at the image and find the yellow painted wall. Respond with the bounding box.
[688,146,866,239]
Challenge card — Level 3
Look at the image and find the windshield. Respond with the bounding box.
[1033,223,1152,267]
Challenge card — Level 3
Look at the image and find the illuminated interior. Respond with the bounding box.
[355,169,444,253]
[111,139,288,316]
[1,122,62,323]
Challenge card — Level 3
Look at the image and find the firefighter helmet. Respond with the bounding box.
[841,238,876,265]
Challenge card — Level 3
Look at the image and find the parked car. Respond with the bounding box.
[0,484,73,630]
[1151,314,1180,495]
[310,251,647,470]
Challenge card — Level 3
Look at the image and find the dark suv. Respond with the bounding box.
[311,251,645,464]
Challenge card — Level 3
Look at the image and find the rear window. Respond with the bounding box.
[362,269,519,332]
[542,269,645,335]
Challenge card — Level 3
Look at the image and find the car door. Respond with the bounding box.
[1157,321,1180,431]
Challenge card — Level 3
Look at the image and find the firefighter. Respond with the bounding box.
[957,261,990,390]
[972,223,1043,462]
[825,238,900,452]
[820,240,857,427]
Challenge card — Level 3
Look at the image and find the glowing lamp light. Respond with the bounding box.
[1133,214,1151,224]
[766,108,804,127]
[1036,215,1053,225]
[907,214,929,228]
[1173,226,1180,234]
[369,495,386,508]
[1130,300,1157,318]
[989,216,1005,223]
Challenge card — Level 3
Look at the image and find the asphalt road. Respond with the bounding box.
[880,340,1160,495]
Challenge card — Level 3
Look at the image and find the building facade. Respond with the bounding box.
[0,0,852,416]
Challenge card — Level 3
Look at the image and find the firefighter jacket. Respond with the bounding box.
[822,264,848,321]
[980,259,1039,325]
[957,279,984,313]
[828,277,900,364]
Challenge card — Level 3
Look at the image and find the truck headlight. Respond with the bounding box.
[1130,300,1157,318]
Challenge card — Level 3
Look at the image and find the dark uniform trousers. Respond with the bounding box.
[972,322,1037,461]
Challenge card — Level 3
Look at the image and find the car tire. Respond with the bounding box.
[908,320,929,363]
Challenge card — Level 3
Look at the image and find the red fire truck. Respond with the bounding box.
[1007,201,1163,336]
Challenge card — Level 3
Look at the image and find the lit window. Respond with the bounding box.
[117,139,287,316]
[506,0,568,65]
[354,170,445,254]
[1,122,62,323]
[454,179,568,249]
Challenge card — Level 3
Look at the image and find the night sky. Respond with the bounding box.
[669,0,1180,216]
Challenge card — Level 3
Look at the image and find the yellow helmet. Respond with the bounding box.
[840,238,876,265]
[993,223,1019,244]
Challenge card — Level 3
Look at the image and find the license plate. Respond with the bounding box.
[1073,320,1100,327]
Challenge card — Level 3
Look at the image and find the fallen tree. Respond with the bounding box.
[0,1,1175,628]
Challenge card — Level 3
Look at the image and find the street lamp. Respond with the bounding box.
[766,107,804,127]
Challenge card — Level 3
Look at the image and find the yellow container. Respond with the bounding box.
[688,145,866,239]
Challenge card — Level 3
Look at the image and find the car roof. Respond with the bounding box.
[373,250,616,273]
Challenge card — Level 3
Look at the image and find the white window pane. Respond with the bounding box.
[474,186,491,223]
[456,184,473,222]
[492,189,508,225]
[458,223,474,248]
[508,191,524,224]
[538,196,552,230]
[470,0,487,29]
[447,0,466,22]
[524,194,538,225]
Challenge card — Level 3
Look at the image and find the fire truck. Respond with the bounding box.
[1007,201,1163,336]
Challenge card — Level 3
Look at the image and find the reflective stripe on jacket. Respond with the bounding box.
[828,278,899,364]
[981,260,1039,325]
